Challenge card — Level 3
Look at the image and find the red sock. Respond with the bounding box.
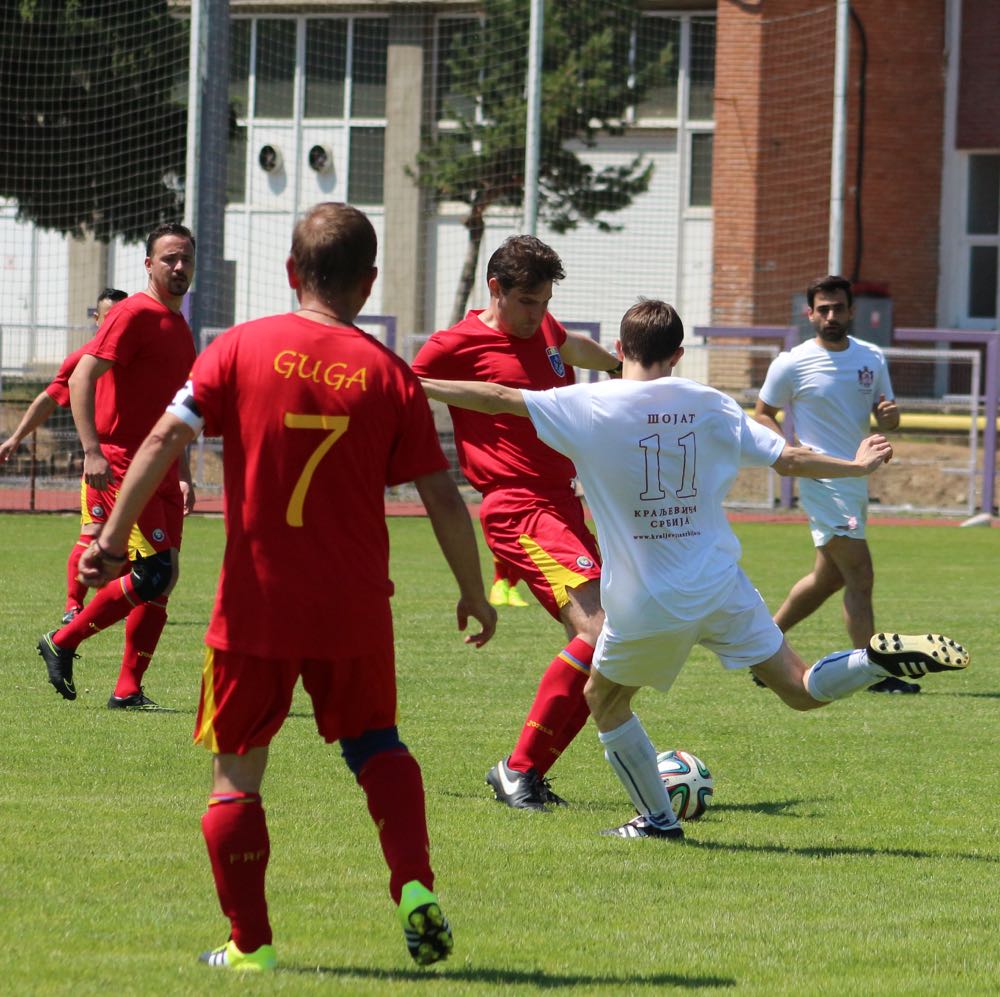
[357,749,434,904]
[53,572,140,649]
[114,599,168,698]
[508,636,594,775]
[64,536,90,613]
[202,792,272,952]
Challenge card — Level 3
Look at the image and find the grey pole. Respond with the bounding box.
[828,0,849,275]
[523,0,544,235]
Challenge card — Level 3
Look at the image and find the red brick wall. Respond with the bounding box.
[712,0,946,328]
[957,0,1000,148]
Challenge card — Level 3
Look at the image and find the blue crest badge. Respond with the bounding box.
[546,346,566,378]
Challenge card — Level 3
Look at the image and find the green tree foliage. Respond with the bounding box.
[412,0,663,324]
[0,0,188,243]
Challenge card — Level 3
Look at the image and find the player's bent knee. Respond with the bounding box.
[340,726,407,777]
[130,550,175,602]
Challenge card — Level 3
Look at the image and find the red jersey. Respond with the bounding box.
[87,292,195,451]
[189,313,449,658]
[45,344,91,408]
[411,310,576,493]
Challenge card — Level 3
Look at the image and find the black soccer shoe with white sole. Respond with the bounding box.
[868,633,969,679]
[601,814,684,840]
[37,631,79,700]
[867,675,921,694]
[485,757,551,811]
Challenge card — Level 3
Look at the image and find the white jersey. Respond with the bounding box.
[524,376,785,638]
[757,337,894,460]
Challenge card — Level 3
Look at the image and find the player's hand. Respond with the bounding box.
[875,394,899,430]
[78,539,129,588]
[456,596,497,647]
[180,479,196,516]
[855,433,893,472]
[83,450,114,491]
[0,437,18,464]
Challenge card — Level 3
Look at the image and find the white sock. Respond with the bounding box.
[805,648,888,701]
[598,714,676,825]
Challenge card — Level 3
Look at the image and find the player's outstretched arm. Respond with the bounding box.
[414,469,497,648]
[772,433,892,479]
[559,331,621,373]
[0,391,59,463]
[753,398,785,438]
[419,378,528,418]
[78,412,197,587]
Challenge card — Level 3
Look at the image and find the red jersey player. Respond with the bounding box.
[37,225,196,709]
[1,289,127,622]
[78,203,496,971]
[412,235,621,811]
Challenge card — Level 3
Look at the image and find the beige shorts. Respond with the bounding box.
[799,477,868,547]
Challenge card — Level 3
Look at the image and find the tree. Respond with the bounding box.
[0,0,189,243]
[411,0,664,325]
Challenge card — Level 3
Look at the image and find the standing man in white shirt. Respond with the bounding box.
[420,298,969,838]
[754,275,915,694]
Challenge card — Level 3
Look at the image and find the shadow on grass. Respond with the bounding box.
[709,798,814,816]
[685,838,1000,863]
[280,964,735,988]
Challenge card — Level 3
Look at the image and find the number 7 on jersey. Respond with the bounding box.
[283,413,349,526]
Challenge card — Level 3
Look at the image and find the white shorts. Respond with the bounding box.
[593,569,783,692]
[799,477,868,547]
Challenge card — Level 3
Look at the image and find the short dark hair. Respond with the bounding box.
[807,275,853,308]
[97,287,127,306]
[486,236,565,291]
[145,222,196,258]
[290,202,377,300]
[619,299,684,367]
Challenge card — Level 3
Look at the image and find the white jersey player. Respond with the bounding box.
[420,298,970,839]
[754,275,914,694]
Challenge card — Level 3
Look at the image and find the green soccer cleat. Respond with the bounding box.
[506,584,530,608]
[488,578,510,607]
[868,633,970,679]
[198,939,276,972]
[397,880,453,966]
[107,688,162,711]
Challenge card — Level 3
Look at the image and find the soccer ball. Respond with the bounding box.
[657,750,714,820]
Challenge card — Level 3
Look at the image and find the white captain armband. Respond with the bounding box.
[166,379,206,434]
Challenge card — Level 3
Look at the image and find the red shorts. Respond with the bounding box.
[194,641,398,755]
[479,484,602,620]
[81,444,183,557]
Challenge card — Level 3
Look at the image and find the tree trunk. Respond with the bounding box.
[449,204,486,327]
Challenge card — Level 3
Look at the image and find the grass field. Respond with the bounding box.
[1,512,997,994]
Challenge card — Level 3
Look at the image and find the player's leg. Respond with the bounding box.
[196,648,295,972]
[771,544,844,634]
[820,535,918,694]
[480,492,602,809]
[63,526,99,621]
[303,637,452,967]
[751,634,969,707]
[586,633,683,839]
[488,557,510,606]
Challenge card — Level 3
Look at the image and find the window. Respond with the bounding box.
[305,20,347,118]
[966,155,1000,320]
[351,19,388,118]
[348,128,385,204]
[690,133,713,208]
[226,125,247,205]
[436,17,481,122]
[254,20,296,118]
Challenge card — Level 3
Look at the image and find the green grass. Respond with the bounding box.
[1,513,997,994]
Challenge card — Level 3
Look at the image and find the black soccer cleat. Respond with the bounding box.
[107,688,162,711]
[538,774,568,807]
[37,631,79,700]
[601,814,685,840]
[868,633,969,679]
[867,675,921,694]
[485,757,552,812]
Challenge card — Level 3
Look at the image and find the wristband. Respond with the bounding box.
[95,540,128,563]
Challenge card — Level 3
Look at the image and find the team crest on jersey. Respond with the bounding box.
[151,528,165,543]
[857,366,874,389]
[90,504,104,518]
[576,555,594,569]
[546,346,566,378]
